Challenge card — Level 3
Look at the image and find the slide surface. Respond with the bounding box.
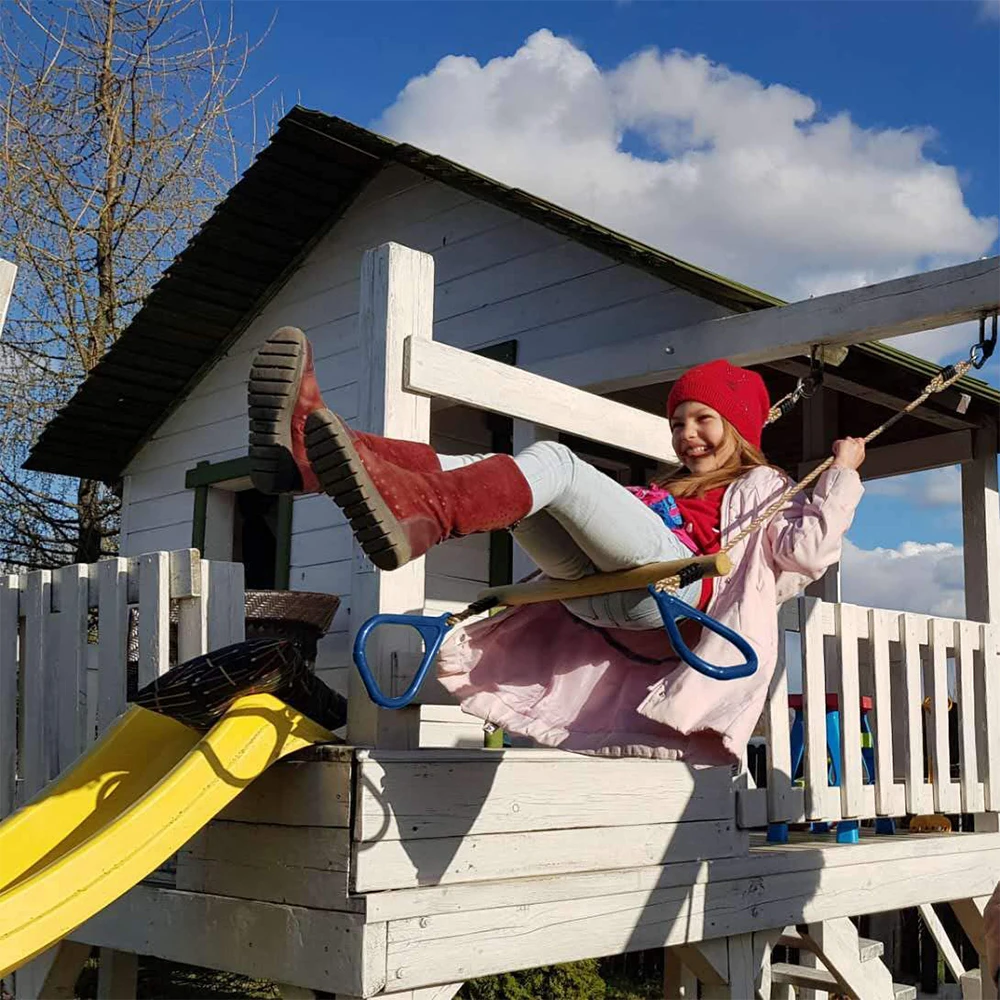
[0,693,331,977]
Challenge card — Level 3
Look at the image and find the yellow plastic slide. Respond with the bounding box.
[0,693,331,978]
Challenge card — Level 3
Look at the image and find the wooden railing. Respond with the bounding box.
[738,597,1000,829]
[0,550,244,818]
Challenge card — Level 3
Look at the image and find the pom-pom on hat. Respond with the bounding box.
[667,360,771,448]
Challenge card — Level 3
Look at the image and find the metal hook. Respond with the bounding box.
[971,312,997,370]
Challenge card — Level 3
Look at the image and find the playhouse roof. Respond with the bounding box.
[24,107,999,483]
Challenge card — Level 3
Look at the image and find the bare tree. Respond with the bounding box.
[0,0,268,570]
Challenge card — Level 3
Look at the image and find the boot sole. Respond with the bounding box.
[304,409,412,572]
[248,327,308,494]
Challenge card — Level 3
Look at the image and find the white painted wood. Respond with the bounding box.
[930,618,962,812]
[0,575,18,818]
[176,821,352,910]
[348,243,434,748]
[366,829,1000,921]
[175,558,209,664]
[0,257,15,336]
[54,563,90,770]
[96,558,129,734]
[918,902,966,981]
[956,620,986,813]
[218,759,351,826]
[137,551,170,688]
[96,950,138,1000]
[382,840,1000,990]
[73,884,386,997]
[804,917,894,1000]
[902,613,934,814]
[22,570,52,796]
[801,597,837,820]
[750,930,779,1000]
[12,940,90,1000]
[531,256,999,393]
[354,752,735,841]
[961,426,1000,625]
[207,560,245,650]
[673,938,728,986]
[982,622,1000,811]
[962,968,984,1000]
[405,336,679,464]
[664,948,698,998]
[353,818,746,892]
[870,609,906,817]
[837,604,864,818]
[766,609,804,824]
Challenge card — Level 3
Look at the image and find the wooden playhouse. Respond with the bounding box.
[6,108,1000,999]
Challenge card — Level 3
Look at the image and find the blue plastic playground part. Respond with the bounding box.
[352,612,455,710]
[648,586,758,681]
[353,585,759,710]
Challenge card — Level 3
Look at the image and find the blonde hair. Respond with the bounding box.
[653,421,771,498]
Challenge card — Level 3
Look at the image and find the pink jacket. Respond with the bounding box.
[437,465,864,765]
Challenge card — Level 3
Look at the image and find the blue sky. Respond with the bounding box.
[230,0,998,615]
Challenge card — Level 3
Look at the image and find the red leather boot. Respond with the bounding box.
[305,408,533,571]
[248,328,441,494]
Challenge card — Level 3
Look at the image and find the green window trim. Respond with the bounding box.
[186,457,292,591]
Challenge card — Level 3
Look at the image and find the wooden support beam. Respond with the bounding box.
[962,425,1000,625]
[96,950,138,1000]
[797,428,974,483]
[768,357,977,431]
[533,257,999,393]
[347,243,435,748]
[405,336,678,464]
[918,903,966,982]
[0,258,15,338]
[13,941,90,1000]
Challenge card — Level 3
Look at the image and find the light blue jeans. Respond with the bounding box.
[439,441,701,630]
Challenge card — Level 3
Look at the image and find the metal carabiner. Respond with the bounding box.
[353,612,455,709]
[648,585,758,680]
[970,312,998,370]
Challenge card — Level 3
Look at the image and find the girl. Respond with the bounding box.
[249,327,866,762]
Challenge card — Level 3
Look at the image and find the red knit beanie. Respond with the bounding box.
[667,360,771,448]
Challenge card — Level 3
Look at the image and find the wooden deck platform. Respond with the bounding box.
[68,748,1000,998]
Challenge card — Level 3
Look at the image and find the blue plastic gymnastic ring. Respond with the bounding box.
[647,585,758,680]
[353,612,455,710]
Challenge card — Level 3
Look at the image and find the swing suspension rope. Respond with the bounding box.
[353,317,997,708]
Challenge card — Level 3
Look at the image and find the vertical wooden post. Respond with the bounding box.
[347,243,435,748]
[961,425,999,625]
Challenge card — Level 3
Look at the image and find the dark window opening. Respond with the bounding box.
[232,489,279,589]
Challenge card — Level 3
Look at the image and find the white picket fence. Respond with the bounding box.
[0,550,244,819]
[739,596,1000,828]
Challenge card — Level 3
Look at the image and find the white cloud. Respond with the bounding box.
[375,30,997,331]
[981,0,1000,21]
[865,464,962,508]
[840,537,965,617]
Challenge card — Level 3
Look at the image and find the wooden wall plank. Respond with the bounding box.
[96,558,129,734]
[137,552,170,689]
[218,760,351,827]
[956,620,985,813]
[381,843,1000,991]
[354,753,736,841]
[352,818,747,892]
[54,564,90,770]
[0,575,18,818]
[22,570,52,796]
[72,885,385,997]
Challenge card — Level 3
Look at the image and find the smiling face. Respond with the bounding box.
[670,400,737,474]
